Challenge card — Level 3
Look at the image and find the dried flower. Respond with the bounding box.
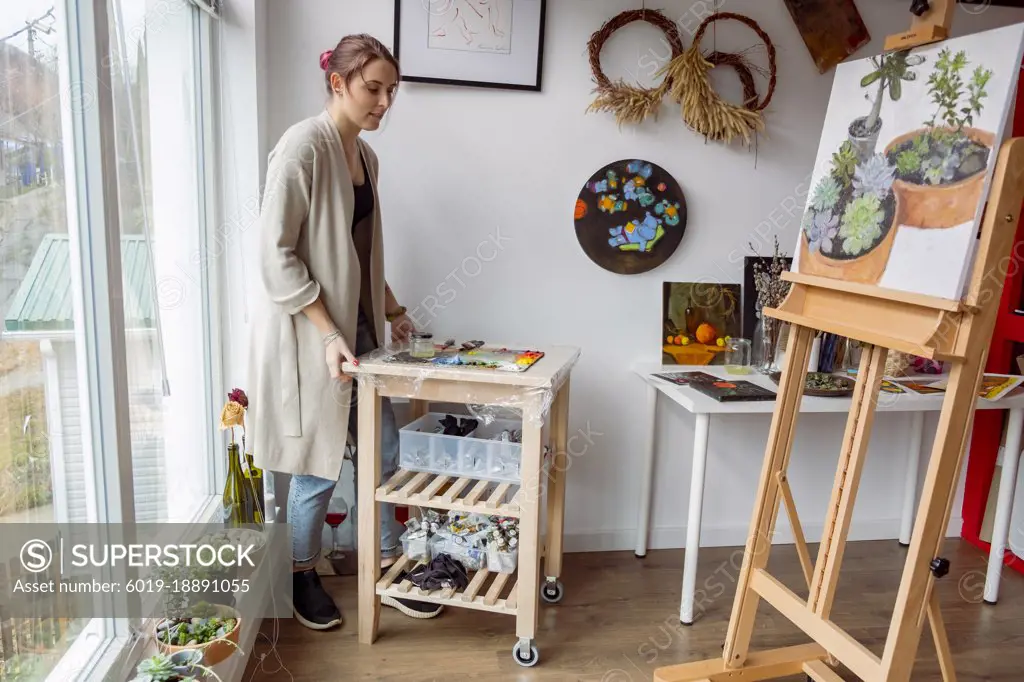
[227,388,248,409]
[220,401,246,431]
[748,236,792,312]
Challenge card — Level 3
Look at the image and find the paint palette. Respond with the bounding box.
[389,346,545,373]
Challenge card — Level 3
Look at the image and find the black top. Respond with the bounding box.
[352,151,375,331]
[352,152,374,231]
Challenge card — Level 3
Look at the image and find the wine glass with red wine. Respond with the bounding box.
[325,496,349,560]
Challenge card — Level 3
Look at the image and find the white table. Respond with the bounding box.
[632,363,1024,624]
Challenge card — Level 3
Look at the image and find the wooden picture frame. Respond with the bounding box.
[393,0,547,91]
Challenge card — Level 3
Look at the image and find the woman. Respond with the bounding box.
[249,34,442,630]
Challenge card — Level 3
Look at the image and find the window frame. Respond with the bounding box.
[43,0,224,678]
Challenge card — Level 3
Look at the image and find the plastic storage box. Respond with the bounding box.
[400,529,430,562]
[399,412,523,483]
[487,544,518,574]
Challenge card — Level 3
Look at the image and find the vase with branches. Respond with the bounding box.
[748,237,792,373]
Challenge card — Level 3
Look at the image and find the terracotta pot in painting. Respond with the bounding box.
[799,193,901,285]
[883,126,994,228]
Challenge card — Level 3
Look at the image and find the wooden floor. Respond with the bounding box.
[243,539,1024,681]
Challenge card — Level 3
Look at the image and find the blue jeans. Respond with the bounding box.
[289,318,404,567]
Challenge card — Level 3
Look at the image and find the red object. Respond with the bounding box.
[959,58,1024,575]
[325,512,348,527]
[227,388,248,408]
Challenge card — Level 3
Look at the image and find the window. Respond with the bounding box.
[0,3,89,676]
[108,0,215,524]
[0,0,218,678]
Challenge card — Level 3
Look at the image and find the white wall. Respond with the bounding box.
[225,0,1024,552]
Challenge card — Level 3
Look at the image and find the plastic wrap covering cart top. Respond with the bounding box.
[349,342,581,428]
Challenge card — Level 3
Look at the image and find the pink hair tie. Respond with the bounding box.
[319,49,333,71]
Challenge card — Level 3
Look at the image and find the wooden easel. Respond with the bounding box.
[653,4,1024,681]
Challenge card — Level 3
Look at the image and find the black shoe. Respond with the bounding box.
[292,569,343,630]
[381,568,446,619]
[381,594,444,619]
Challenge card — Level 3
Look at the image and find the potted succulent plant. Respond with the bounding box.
[131,651,222,681]
[800,142,901,284]
[849,49,925,162]
[884,47,995,228]
[154,602,242,667]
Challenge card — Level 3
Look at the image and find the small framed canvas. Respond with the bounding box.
[394,0,547,91]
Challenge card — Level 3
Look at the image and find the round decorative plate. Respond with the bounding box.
[574,158,687,275]
[768,372,856,398]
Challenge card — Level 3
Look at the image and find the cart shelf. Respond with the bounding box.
[376,554,519,616]
[375,468,521,518]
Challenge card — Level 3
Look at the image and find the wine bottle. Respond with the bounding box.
[222,442,246,527]
[244,451,265,525]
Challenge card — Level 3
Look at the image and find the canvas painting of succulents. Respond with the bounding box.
[793,23,1024,299]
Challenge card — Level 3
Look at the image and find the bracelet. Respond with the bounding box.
[323,329,343,347]
[385,306,407,323]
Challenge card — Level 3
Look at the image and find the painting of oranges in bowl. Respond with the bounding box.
[662,282,741,365]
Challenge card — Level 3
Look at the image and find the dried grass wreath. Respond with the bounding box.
[658,12,777,146]
[586,9,685,127]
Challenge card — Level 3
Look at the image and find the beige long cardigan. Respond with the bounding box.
[248,110,386,482]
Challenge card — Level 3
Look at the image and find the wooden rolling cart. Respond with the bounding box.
[344,345,580,667]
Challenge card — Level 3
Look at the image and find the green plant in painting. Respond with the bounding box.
[810,176,841,212]
[925,48,992,132]
[852,154,897,199]
[839,194,885,256]
[860,49,925,134]
[887,47,994,186]
[921,149,964,185]
[831,141,859,186]
[896,148,922,176]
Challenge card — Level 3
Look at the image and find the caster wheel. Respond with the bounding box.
[541,580,564,604]
[513,641,540,667]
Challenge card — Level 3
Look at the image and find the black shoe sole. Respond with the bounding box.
[381,595,444,619]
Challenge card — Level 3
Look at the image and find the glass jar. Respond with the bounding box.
[410,332,435,358]
[725,338,752,374]
[754,314,783,374]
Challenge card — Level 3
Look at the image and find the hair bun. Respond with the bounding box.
[319,49,333,71]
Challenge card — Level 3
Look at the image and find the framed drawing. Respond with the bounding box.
[393,0,547,91]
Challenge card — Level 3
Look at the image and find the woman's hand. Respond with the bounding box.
[324,331,358,381]
[390,312,415,343]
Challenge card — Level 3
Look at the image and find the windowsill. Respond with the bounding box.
[44,618,112,682]
[45,495,242,681]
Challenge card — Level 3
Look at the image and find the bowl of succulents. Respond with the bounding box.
[883,47,995,228]
[155,602,241,667]
[197,527,268,580]
[799,140,901,284]
[131,650,222,681]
